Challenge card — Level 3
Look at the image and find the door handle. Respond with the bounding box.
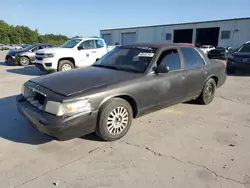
[92,51,96,53]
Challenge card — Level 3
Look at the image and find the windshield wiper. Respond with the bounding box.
[92,64,123,71]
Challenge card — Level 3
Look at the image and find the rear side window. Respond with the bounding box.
[95,39,105,48]
[180,47,205,68]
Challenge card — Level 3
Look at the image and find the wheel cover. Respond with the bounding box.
[20,57,29,65]
[204,83,213,100]
[107,106,129,135]
[61,64,72,71]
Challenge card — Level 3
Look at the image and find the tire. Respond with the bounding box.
[226,67,235,74]
[19,56,30,66]
[95,98,133,141]
[58,60,74,72]
[197,78,216,105]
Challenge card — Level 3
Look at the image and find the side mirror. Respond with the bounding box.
[77,46,84,50]
[155,65,170,74]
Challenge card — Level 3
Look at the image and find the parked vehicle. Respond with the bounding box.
[226,42,250,74]
[5,43,56,66]
[199,45,215,54]
[34,37,108,72]
[207,47,229,60]
[17,43,227,141]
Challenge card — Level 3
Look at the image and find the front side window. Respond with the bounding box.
[60,38,82,48]
[157,49,181,71]
[79,40,95,49]
[93,46,156,73]
[32,45,44,52]
[181,47,205,68]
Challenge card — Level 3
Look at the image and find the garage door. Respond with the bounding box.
[121,32,136,45]
[102,34,112,45]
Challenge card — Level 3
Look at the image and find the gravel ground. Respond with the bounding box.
[0,51,250,188]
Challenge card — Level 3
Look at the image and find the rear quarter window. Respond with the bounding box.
[180,47,205,68]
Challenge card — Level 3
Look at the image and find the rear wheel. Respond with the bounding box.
[197,78,216,105]
[58,60,74,72]
[19,56,30,66]
[95,98,133,141]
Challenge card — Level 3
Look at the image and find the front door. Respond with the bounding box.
[179,47,209,99]
[137,48,186,112]
[77,40,97,67]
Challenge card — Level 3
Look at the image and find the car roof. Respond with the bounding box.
[120,42,195,49]
[33,43,54,45]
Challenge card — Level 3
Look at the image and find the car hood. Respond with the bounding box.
[8,49,26,55]
[30,67,141,97]
[233,52,250,58]
[36,47,73,54]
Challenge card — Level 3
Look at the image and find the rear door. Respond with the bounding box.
[94,39,108,59]
[179,47,208,100]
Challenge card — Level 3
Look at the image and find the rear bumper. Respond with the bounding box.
[217,73,227,88]
[16,94,98,141]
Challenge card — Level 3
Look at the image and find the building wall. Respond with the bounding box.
[100,19,250,48]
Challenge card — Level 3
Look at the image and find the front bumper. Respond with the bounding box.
[35,57,57,72]
[5,55,19,65]
[227,60,250,72]
[16,94,98,141]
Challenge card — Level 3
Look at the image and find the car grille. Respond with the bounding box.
[25,86,47,111]
[35,56,43,60]
[36,53,44,56]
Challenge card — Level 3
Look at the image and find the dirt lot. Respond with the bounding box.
[0,50,250,188]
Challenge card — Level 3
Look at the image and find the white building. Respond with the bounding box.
[100,17,250,49]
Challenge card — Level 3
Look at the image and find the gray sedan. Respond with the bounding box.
[5,43,56,66]
[17,42,227,141]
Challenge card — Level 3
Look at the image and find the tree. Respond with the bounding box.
[0,20,69,45]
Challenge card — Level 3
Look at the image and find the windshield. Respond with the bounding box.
[93,46,157,73]
[238,44,250,53]
[60,38,82,48]
[23,44,36,51]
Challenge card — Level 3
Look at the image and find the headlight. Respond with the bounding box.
[45,99,92,116]
[21,84,26,96]
[44,53,55,58]
[227,54,234,59]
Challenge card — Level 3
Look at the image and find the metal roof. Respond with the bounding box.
[100,17,250,31]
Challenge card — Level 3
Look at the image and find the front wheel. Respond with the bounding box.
[19,56,30,66]
[197,78,216,105]
[95,98,133,141]
[58,60,74,72]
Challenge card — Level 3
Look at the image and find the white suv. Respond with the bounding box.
[35,37,108,72]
